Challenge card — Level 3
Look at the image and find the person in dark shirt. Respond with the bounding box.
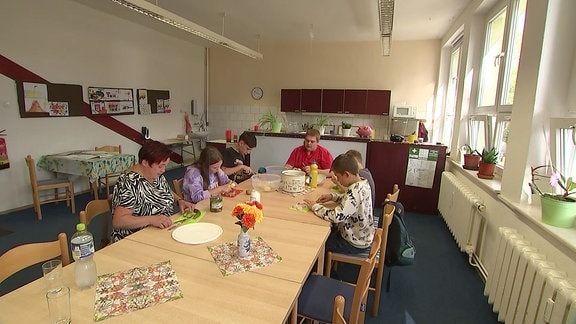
[221,132,257,183]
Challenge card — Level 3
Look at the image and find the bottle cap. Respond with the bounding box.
[76,223,86,231]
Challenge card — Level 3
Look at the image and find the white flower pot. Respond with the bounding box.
[342,128,352,137]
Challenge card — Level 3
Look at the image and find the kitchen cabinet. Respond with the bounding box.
[365,90,391,115]
[366,141,446,214]
[343,90,367,114]
[321,89,344,114]
[280,89,301,112]
[300,89,322,113]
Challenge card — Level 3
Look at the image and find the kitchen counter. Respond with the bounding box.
[247,131,371,143]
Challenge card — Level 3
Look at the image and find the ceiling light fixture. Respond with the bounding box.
[109,0,263,60]
[378,0,394,56]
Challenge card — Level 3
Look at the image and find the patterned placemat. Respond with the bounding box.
[277,187,314,197]
[208,236,282,276]
[94,260,183,321]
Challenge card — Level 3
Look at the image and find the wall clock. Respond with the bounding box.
[251,87,263,100]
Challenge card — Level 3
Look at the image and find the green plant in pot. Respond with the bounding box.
[462,144,481,170]
[531,165,576,228]
[341,121,352,137]
[315,115,330,135]
[258,111,283,133]
[477,147,498,179]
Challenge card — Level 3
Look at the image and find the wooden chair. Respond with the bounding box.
[325,187,397,317]
[332,295,347,324]
[25,155,75,220]
[173,178,183,199]
[0,233,70,284]
[79,198,112,249]
[94,145,123,198]
[298,228,383,323]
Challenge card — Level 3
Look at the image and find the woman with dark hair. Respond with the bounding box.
[182,146,233,203]
[111,140,195,242]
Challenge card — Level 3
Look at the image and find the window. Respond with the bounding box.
[494,114,511,166]
[551,118,576,190]
[467,115,494,153]
[477,0,527,111]
[441,39,462,150]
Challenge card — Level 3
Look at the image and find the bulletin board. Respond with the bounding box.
[137,89,171,114]
[88,87,135,115]
[17,81,84,118]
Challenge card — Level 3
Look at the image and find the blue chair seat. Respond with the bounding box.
[298,275,355,322]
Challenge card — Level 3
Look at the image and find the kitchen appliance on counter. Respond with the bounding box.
[390,118,419,138]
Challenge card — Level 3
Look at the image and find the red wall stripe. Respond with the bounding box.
[0,53,183,164]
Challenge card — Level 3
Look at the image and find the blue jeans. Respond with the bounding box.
[325,228,370,255]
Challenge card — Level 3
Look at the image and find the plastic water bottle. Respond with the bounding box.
[310,161,318,188]
[71,223,97,289]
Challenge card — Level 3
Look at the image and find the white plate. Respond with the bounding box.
[171,223,223,245]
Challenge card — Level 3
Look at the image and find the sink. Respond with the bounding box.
[189,131,209,139]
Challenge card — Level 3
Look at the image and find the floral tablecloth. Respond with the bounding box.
[208,236,282,276]
[94,260,183,321]
[37,150,135,179]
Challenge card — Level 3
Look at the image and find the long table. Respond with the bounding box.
[37,150,136,199]
[0,179,332,323]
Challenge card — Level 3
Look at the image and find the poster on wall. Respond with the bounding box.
[88,87,134,115]
[0,130,9,170]
[405,146,438,188]
[137,89,170,114]
[23,82,48,113]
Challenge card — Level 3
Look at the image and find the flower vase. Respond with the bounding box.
[237,230,251,259]
[342,128,351,137]
[540,195,576,228]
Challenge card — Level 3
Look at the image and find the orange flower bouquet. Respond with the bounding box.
[231,201,264,233]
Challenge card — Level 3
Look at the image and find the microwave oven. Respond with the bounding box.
[392,105,417,119]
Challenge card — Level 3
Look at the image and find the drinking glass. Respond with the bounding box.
[46,286,71,324]
[42,259,63,292]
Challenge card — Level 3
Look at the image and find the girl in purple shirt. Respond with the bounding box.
[183,146,233,203]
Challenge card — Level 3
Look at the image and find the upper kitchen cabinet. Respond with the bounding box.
[280,89,302,112]
[365,90,391,115]
[300,89,322,113]
[343,90,367,114]
[321,89,344,114]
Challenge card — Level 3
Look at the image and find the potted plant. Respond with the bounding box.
[341,121,352,137]
[477,147,498,179]
[258,111,283,133]
[531,165,576,228]
[462,144,481,170]
[315,115,330,135]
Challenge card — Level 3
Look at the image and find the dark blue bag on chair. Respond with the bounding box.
[384,201,415,266]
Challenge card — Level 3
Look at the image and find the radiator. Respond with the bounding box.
[438,172,486,255]
[485,227,576,323]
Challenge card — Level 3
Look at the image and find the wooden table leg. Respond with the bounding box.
[91,180,99,199]
[290,298,297,324]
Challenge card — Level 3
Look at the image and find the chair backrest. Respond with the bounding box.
[173,178,183,199]
[95,145,122,154]
[349,227,383,323]
[0,233,70,283]
[24,155,38,188]
[332,295,347,324]
[387,184,400,203]
[80,198,111,248]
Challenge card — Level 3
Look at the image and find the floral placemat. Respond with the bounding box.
[94,260,183,321]
[208,236,282,276]
[277,187,313,197]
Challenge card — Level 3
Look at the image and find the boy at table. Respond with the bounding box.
[285,129,333,175]
[221,131,257,183]
[304,153,374,254]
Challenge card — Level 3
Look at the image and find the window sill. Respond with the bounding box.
[448,160,576,259]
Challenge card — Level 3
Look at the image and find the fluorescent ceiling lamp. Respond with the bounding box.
[378,0,394,56]
[110,0,263,60]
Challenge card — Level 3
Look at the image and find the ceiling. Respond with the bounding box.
[134,0,472,49]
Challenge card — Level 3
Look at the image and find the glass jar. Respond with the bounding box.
[210,194,223,212]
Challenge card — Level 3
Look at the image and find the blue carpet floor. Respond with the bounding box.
[0,166,498,323]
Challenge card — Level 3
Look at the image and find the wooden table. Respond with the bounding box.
[0,239,301,323]
[0,180,333,323]
[37,150,135,199]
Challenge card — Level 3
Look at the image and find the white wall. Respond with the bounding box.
[0,0,206,213]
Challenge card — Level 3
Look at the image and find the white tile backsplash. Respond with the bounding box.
[207,104,391,141]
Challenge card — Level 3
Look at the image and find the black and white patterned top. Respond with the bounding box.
[111,171,175,242]
[310,179,374,248]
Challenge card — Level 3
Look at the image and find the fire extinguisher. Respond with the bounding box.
[0,129,8,170]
